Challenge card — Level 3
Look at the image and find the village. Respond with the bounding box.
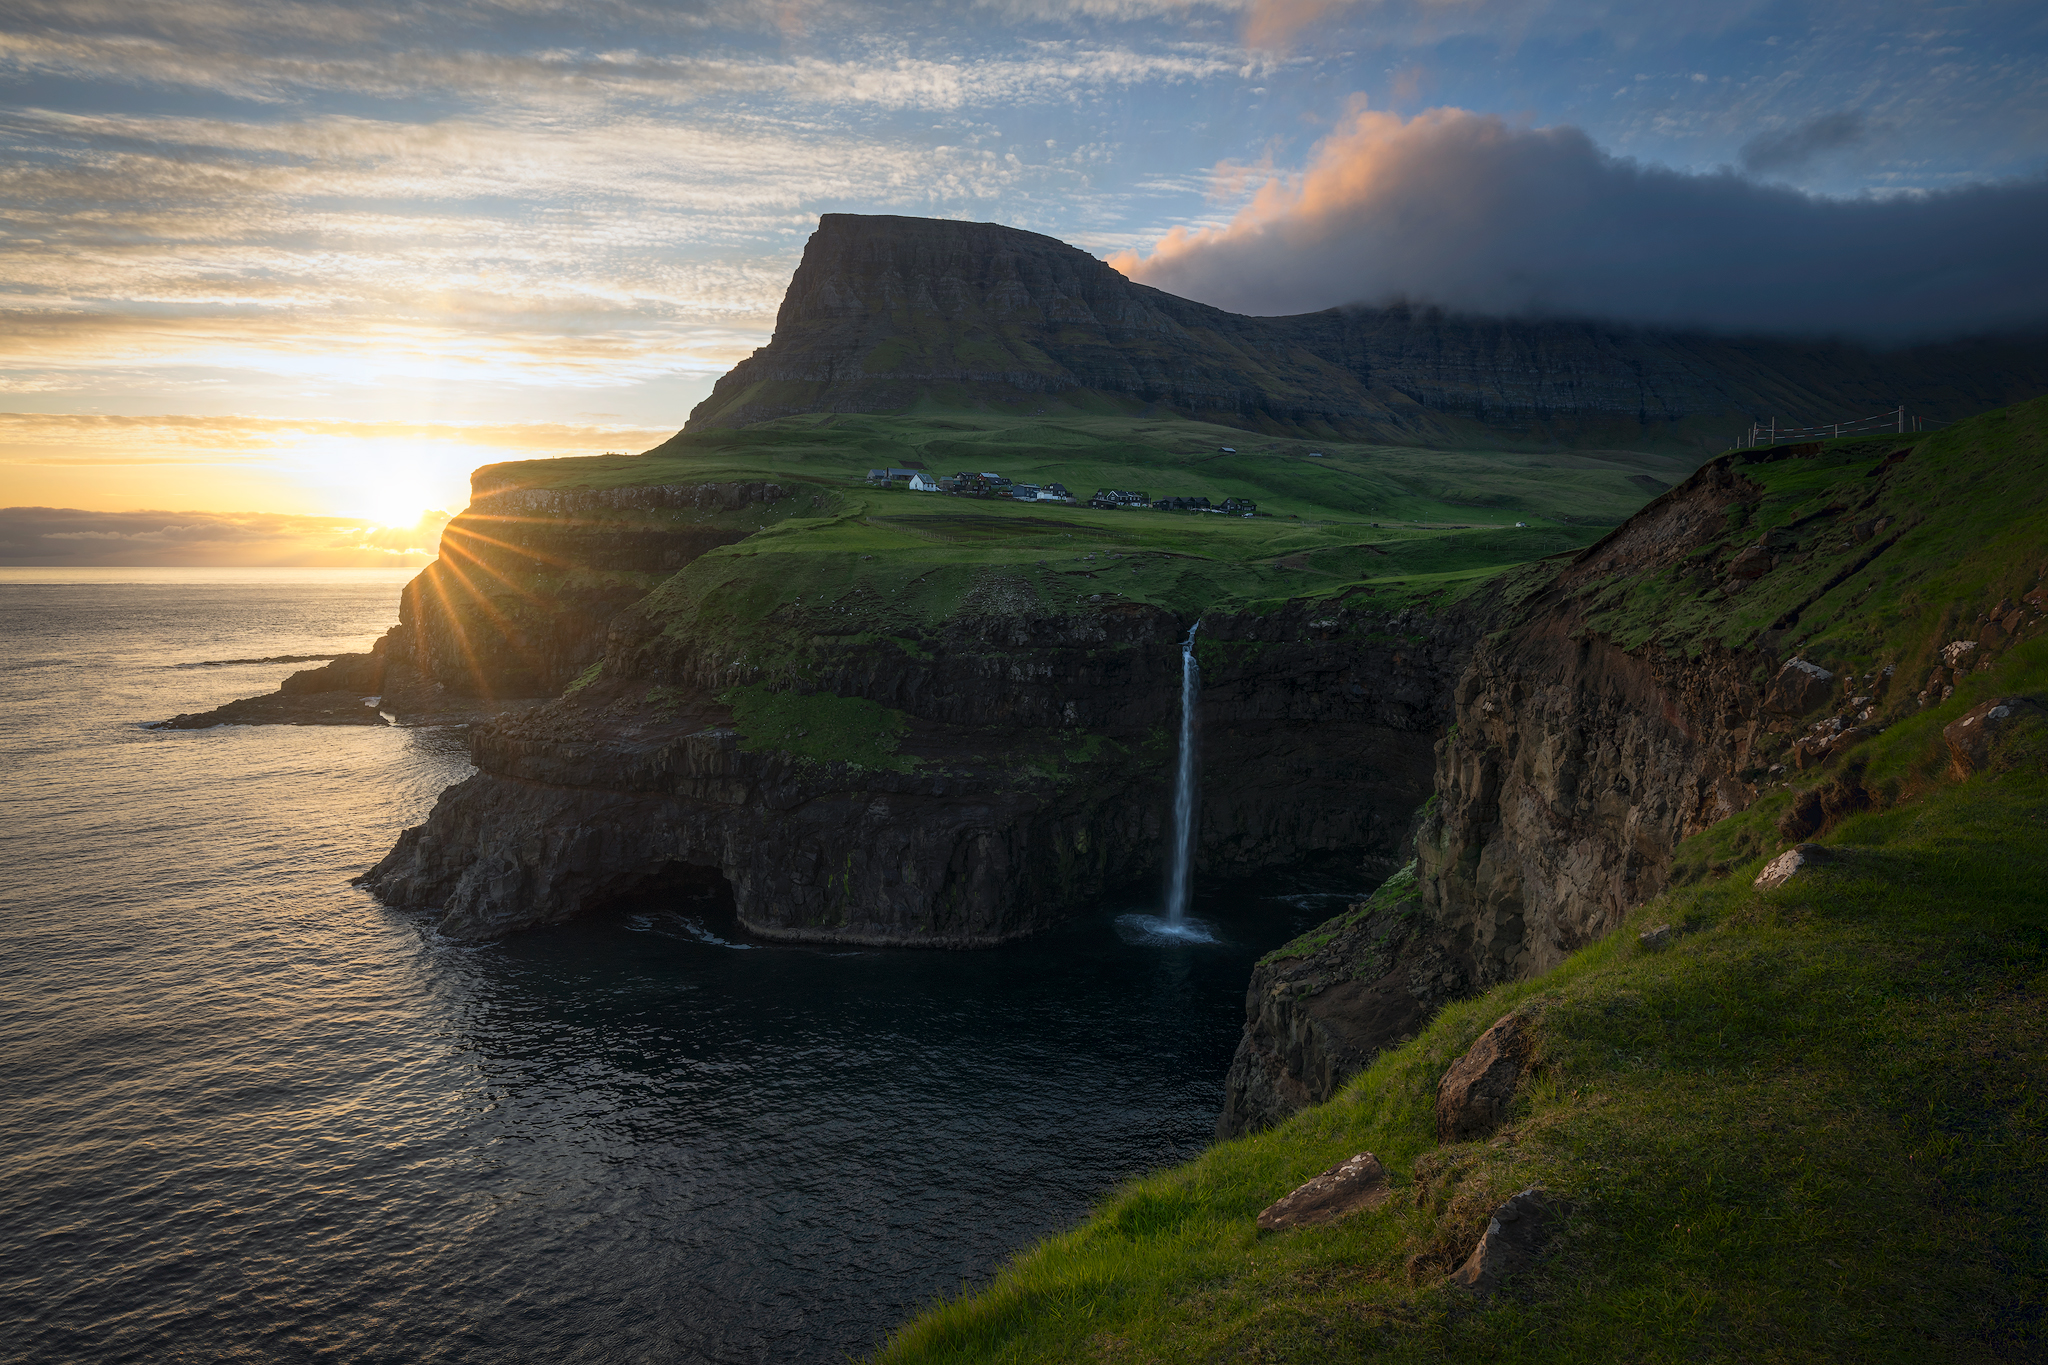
[864,465,1259,516]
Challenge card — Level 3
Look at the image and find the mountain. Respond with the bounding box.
[686,214,2048,449]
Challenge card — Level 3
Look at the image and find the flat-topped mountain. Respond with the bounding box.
[686,214,2048,448]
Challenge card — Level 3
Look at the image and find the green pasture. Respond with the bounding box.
[474,410,1697,649]
[488,408,1693,531]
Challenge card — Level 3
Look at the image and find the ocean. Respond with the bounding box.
[0,568,1357,1363]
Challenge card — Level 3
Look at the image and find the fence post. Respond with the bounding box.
[1896,405,1903,433]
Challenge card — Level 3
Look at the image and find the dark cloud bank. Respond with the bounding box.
[1119,109,2048,343]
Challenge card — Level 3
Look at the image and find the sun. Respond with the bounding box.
[297,436,472,531]
[363,487,436,529]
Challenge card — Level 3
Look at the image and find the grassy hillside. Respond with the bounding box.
[471,412,1695,674]
[871,402,2048,1363]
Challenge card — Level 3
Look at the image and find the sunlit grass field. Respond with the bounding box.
[477,410,1697,636]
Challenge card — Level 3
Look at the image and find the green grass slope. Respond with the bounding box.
[872,403,2048,1363]
[471,412,1695,678]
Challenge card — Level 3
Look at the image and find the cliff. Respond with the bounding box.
[1215,396,2048,1135]
[153,478,800,728]
[874,404,2048,1365]
[361,595,1483,943]
[1420,403,2048,987]
[683,214,2048,448]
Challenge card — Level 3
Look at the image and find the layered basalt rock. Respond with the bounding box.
[1217,865,1473,1139]
[1415,460,1779,986]
[682,214,2048,443]
[362,598,1486,944]
[384,480,792,700]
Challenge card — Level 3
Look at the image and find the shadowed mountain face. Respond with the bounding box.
[686,214,2048,448]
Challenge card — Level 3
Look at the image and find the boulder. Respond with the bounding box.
[1725,544,1773,580]
[1638,924,1675,950]
[1436,1008,1538,1143]
[1255,1153,1392,1231]
[1450,1187,1562,1296]
[1764,659,1834,717]
[1940,639,1979,669]
[1754,843,1834,889]
[1943,696,2048,779]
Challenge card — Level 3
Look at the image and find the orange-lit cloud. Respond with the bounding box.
[1242,0,1355,51]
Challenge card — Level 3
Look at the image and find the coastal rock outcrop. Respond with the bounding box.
[1417,419,2048,992]
[364,597,1485,944]
[152,478,794,728]
[1216,863,1471,1138]
[1415,456,1775,986]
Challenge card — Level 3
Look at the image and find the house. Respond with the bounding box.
[1218,446,1236,453]
[949,471,1011,498]
[1008,483,1041,500]
[909,471,939,491]
[1089,488,1150,509]
[1154,495,1214,512]
[1220,497,1257,514]
[866,467,921,484]
[1038,482,1071,501]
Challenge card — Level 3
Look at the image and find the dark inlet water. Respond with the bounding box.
[0,569,1362,1363]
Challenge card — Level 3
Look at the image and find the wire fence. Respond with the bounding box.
[1731,406,1957,450]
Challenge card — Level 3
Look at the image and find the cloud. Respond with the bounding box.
[1110,105,2048,341]
[0,412,675,460]
[1740,109,1868,175]
[0,25,1247,108]
[0,505,447,565]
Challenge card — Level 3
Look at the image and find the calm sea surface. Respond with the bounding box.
[0,568,1359,1363]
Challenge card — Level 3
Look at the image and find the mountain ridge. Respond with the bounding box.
[684,213,2048,450]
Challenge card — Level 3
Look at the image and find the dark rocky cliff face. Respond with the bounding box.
[1416,461,1774,985]
[1215,864,1472,1139]
[383,480,793,700]
[682,214,2048,444]
[1217,407,2048,1134]
[361,596,1485,944]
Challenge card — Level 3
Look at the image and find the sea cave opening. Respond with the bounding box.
[596,858,742,937]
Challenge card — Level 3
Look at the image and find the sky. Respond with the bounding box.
[2,0,2044,563]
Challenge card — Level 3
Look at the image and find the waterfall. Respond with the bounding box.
[1166,620,1201,925]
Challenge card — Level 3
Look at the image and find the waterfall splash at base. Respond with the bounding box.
[1117,620,1219,945]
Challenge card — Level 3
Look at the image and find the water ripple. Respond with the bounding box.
[0,572,1361,1364]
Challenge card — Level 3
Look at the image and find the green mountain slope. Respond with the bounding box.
[871,401,2048,1363]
